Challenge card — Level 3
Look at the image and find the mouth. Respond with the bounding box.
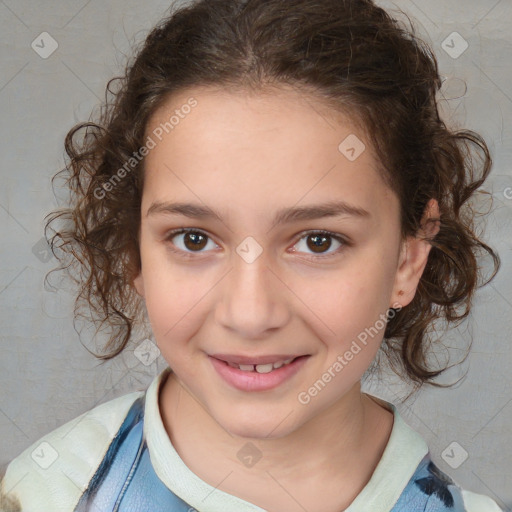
[209,354,311,392]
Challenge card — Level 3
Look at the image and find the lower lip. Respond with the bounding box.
[209,355,310,392]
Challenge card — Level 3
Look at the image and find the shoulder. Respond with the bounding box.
[394,455,504,512]
[354,396,504,512]
[460,489,504,512]
[0,390,144,512]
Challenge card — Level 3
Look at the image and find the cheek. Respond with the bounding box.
[139,249,209,347]
[292,259,394,348]
[146,283,202,341]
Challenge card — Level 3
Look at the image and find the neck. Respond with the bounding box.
[158,371,394,510]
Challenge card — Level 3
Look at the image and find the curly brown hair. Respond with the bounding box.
[45,0,500,390]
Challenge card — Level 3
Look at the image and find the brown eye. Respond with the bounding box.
[307,233,333,253]
[182,231,208,251]
[292,231,345,258]
[166,229,216,255]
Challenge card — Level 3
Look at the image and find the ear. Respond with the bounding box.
[133,271,145,298]
[132,228,145,298]
[390,199,440,308]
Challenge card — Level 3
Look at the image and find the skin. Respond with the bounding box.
[133,84,440,512]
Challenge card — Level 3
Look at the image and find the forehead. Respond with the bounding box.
[141,85,398,226]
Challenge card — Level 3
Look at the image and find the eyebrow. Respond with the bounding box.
[146,200,371,225]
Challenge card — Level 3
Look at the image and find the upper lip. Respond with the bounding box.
[210,354,306,365]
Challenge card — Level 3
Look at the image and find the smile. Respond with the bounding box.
[209,354,310,392]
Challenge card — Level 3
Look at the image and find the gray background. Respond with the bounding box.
[0,0,511,509]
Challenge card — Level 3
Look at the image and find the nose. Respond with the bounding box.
[214,248,290,339]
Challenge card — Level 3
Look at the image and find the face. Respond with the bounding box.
[134,85,432,439]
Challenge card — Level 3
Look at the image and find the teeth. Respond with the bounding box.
[231,358,297,372]
[255,363,274,374]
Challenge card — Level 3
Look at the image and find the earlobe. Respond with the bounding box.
[133,272,145,298]
[390,199,440,308]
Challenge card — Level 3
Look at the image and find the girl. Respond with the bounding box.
[1,0,504,510]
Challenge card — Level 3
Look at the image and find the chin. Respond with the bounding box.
[215,406,302,441]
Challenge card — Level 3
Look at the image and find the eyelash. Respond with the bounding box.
[164,227,349,260]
